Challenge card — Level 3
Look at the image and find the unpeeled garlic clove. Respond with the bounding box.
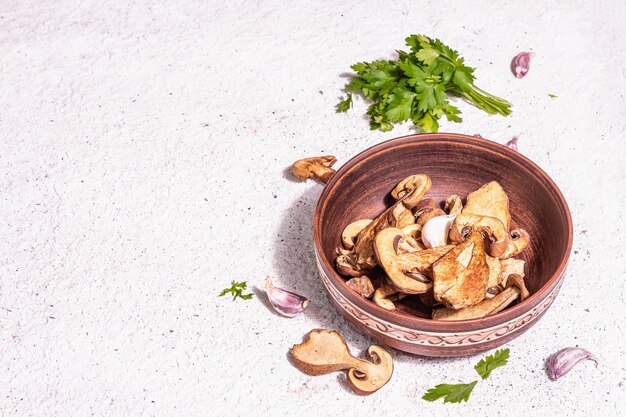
[511,52,534,78]
[547,347,598,380]
[421,214,456,248]
[265,276,309,317]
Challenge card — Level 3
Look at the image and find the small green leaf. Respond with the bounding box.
[474,348,510,379]
[422,381,477,403]
[336,94,353,112]
[416,47,440,65]
[548,93,558,99]
[218,281,253,301]
[350,62,368,74]
[385,90,416,122]
[415,112,439,133]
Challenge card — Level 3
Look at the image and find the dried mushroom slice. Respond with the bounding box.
[341,219,373,250]
[374,227,453,294]
[291,156,337,183]
[499,228,530,258]
[444,194,463,216]
[432,274,529,320]
[462,181,511,230]
[373,284,399,310]
[449,213,510,257]
[290,329,393,395]
[346,174,432,272]
[432,231,490,309]
[346,276,376,299]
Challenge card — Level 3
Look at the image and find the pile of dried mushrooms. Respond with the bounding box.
[335,174,531,320]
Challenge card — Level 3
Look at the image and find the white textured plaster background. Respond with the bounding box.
[1,0,625,416]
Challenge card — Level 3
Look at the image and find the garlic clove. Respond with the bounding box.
[511,52,535,79]
[506,136,519,151]
[265,276,309,317]
[421,214,456,248]
[547,347,598,380]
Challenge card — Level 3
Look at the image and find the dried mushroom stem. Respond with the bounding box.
[416,208,446,227]
[290,329,393,395]
[291,156,337,183]
[432,274,529,320]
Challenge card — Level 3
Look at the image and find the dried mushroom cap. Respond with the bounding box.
[462,181,511,230]
[374,227,453,294]
[373,284,399,310]
[432,231,490,309]
[444,195,463,216]
[290,329,393,395]
[291,156,337,183]
[432,273,529,320]
[346,276,376,299]
[390,175,432,207]
[341,219,373,250]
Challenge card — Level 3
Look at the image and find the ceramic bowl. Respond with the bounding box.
[313,133,572,357]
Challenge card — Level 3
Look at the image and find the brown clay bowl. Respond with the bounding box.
[313,133,572,357]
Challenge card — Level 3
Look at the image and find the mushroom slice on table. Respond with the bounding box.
[432,231,490,309]
[374,227,454,294]
[340,174,432,273]
[291,156,337,183]
[290,329,393,395]
[341,219,373,251]
[432,274,529,320]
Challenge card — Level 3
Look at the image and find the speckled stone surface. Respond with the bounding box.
[1,0,625,416]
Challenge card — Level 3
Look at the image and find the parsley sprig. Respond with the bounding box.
[219,281,253,301]
[422,348,510,403]
[337,35,512,132]
[474,348,509,379]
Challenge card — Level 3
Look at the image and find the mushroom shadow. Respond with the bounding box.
[272,187,375,349]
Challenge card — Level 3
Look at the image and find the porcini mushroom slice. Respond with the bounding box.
[341,219,373,250]
[348,174,432,271]
[291,156,337,183]
[374,228,453,294]
[462,181,511,230]
[346,276,376,299]
[432,273,529,320]
[373,284,399,310]
[444,194,463,216]
[485,255,503,298]
[449,213,510,258]
[335,254,363,277]
[290,329,393,395]
[432,231,490,309]
[498,228,531,258]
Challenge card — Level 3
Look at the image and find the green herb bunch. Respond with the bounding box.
[337,35,512,132]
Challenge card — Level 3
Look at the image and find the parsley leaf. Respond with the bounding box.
[336,94,353,112]
[474,348,510,379]
[422,381,477,403]
[219,280,253,301]
[337,34,511,132]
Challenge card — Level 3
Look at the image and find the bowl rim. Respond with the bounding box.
[313,132,573,332]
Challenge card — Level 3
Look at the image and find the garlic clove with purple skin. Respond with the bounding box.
[421,214,456,248]
[511,52,535,79]
[265,276,309,317]
[547,347,598,380]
